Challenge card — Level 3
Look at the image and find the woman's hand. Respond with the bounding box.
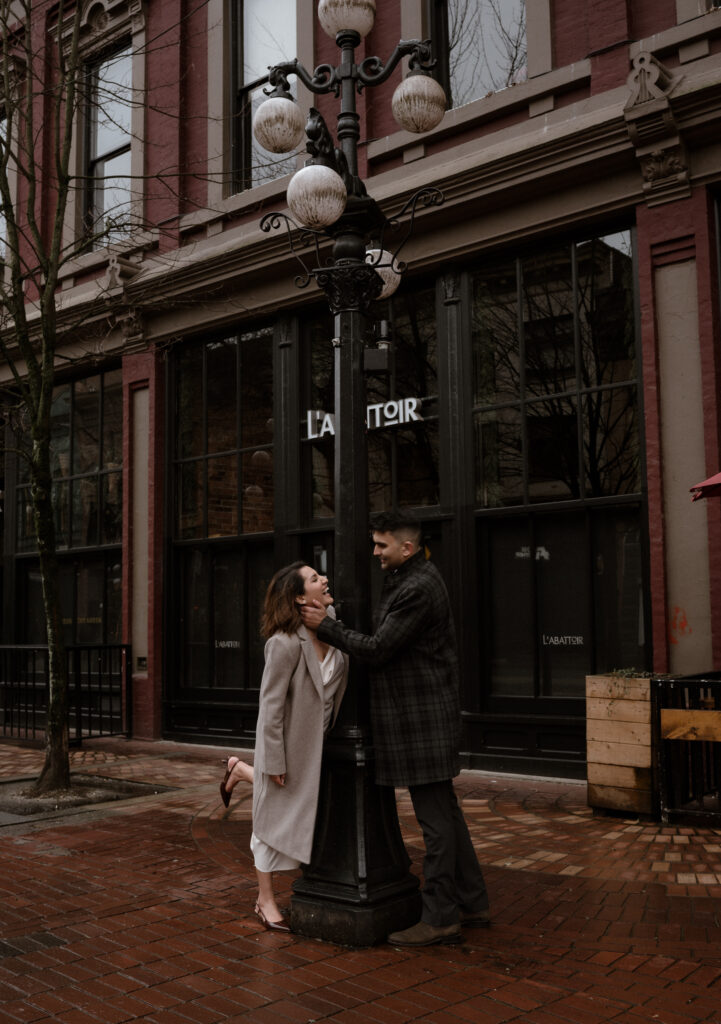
[271,773,286,787]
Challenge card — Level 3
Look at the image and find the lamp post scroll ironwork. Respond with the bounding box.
[255,0,446,946]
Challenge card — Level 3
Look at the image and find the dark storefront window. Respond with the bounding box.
[481,508,644,699]
[473,231,646,700]
[20,555,121,646]
[303,315,335,520]
[170,328,274,702]
[174,330,274,538]
[16,370,122,553]
[12,370,122,645]
[177,545,272,693]
[301,289,440,521]
[367,285,440,512]
[473,235,639,508]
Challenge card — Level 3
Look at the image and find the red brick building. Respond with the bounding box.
[2,0,721,777]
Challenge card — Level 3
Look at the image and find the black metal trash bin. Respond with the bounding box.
[651,672,721,824]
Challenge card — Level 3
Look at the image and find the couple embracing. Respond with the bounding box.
[219,510,489,946]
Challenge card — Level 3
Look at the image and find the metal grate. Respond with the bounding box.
[0,645,131,744]
[652,673,721,824]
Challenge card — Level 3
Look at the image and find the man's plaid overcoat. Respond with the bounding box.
[318,550,461,786]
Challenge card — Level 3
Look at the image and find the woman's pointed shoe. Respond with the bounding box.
[219,757,239,808]
[254,902,291,933]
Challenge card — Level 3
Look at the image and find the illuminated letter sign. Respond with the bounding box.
[305,398,423,439]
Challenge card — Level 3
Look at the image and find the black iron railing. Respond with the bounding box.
[652,673,721,824]
[0,644,132,744]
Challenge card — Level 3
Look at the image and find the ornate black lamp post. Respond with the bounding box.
[254,0,445,946]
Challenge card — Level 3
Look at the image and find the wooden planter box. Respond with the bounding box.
[586,674,654,815]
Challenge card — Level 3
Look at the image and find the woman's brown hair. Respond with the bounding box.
[260,561,306,638]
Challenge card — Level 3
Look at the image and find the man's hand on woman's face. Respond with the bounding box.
[300,599,328,629]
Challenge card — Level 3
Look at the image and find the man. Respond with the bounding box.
[300,509,489,946]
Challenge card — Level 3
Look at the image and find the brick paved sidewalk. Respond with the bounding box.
[1,738,720,1024]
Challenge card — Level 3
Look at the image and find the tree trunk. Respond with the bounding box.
[29,444,70,794]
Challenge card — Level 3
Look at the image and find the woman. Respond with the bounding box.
[218,562,347,932]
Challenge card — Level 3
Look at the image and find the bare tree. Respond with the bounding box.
[0,0,310,793]
[446,0,526,108]
[0,0,159,791]
[0,0,92,792]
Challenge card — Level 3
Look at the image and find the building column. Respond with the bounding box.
[122,348,165,737]
[637,189,721,673]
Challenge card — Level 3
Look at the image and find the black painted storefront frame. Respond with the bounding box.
[161,228,651,777]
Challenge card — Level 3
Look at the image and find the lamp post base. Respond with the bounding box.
[290,738,422,946]
[291,886,421,947]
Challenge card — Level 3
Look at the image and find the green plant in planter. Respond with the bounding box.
[607,667,654,678]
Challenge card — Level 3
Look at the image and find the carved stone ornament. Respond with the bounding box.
[641,147,687,183]
[59,1,146,51]
[117,308,143,343]
[624,51,690,207]
[625,52,677,108]
[313,264,384,314]
[103,253,141,291]
[441,272,461,306]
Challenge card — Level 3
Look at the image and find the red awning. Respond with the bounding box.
[690,471,721,501]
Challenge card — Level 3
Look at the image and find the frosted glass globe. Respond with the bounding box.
[253,96,305,154]
[318,0,376,38]
[366,249,401,299]
[392,74,447,134]
[287,164,347,229]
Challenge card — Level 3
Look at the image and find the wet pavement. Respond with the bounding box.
[1,737,720,1023]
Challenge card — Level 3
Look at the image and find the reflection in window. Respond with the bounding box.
[85,46,133,244]
[303,314,335,520]
[16,370,123,552]
[474,230,646,699]
[434,0,526,110]
[174,328,274,538]
[20,556,121,645]
[472,232,640,507]
[366,286,440,511]
[480,508,646,699]
[177,543,273,690]
[232,0,297,192]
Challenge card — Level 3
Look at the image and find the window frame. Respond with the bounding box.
[14,368,123,556]
[171,328,276,543]
[83,42,133,246]
[60,0,146,255]
[428,0,529,110]
[228,0,301,196]
[470,227,650,710]
[471,232,642,510]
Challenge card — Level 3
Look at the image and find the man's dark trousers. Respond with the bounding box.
[408,780,489,927]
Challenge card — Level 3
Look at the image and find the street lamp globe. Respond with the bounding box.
[366,248,401,299]
[392,72,447,134]
[318,0,376,38]
[287,164,347,229]
[253,95,305,153]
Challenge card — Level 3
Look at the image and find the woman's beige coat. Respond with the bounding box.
[252,621,348,865]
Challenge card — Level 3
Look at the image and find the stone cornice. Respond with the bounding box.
[8,40,721,344]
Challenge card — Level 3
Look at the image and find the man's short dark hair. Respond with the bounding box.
[371,509,422,546]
